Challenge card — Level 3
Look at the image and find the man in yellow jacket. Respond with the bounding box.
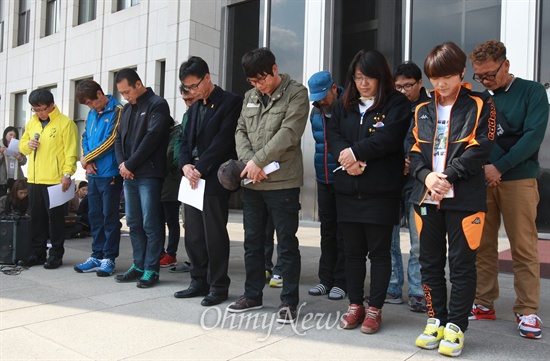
[18,89,78,269]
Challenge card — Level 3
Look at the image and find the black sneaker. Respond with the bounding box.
[277,303,297,324]
[136,270,159,288]
[17,255,46,268]
[43,255,63,269]
[114,264,144,283]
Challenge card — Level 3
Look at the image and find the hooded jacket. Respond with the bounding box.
[19,105,78,184]
[409,83,496,211]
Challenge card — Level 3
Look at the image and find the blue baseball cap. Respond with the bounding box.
[308,71,333,102]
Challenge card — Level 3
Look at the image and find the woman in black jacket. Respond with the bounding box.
[327,49,410,334]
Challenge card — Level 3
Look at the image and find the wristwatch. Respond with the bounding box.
[63,174,71,179]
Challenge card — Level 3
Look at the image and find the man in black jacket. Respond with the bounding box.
[113,68,171,288]
[173,56,242,306]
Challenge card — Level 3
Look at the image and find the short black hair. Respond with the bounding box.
[179,56,209,82]
[241,48,276,79]
[28,89,54,107]
[394,61,422,81]
[115,68,141,87]
[76,80,104,104]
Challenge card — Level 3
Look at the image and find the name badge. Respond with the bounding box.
[246,103,260,108]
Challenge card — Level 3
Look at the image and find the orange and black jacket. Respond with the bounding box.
[409,83,496,212]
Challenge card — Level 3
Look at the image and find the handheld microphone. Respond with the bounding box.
[33,133,40,161]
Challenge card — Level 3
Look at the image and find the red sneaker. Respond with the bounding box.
[469,304,496,320]
[160,254,177,268]
[516,314,542,339]
[361,306,382,334]
[340,304,365,329]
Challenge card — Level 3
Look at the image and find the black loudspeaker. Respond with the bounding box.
[0,219,31,264]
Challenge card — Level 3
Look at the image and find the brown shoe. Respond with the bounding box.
[340,304,365,329]
[361,306,382,334]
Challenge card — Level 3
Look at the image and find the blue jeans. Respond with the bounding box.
[88,176,123,261]
[387,203,423,297]
[124,178,164,272]
[242,187,301,305]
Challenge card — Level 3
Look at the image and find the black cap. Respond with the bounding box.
[217,160,246,191]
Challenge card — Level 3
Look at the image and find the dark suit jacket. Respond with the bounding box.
[179,85,242,195]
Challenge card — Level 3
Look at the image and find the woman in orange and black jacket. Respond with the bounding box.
[409,42,496,356]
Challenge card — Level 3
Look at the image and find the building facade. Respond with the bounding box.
[0,0,548,229]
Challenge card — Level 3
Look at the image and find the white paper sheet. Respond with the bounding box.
[178,178,205,211]
[4,138,20,157]
[47,179,75,209]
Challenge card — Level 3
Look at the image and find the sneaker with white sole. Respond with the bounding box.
[269,275,283,288]
[96,259,116,277]
[416,318,444,350]
[74,257,101,273]
[438,322,464,357]
[516,313,542,339]
[469,303,496,320]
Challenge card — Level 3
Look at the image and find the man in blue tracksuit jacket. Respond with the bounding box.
[74,80,123,277]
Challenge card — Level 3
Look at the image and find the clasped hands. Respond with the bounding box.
[338,148,366,176]
[425,172,451,202]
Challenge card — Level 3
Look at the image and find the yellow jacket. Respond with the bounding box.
[19,106,78,184]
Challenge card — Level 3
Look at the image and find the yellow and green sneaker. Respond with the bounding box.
[438,322,464,357]
[416,318,444,350]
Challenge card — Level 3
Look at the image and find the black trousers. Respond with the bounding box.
[184,194,230,292]
[414,205,482,332]
[317,182,346,290]
[28,183,66,258]
[342,222,392,307]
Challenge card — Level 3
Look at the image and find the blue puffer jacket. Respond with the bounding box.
[310,86,344,184]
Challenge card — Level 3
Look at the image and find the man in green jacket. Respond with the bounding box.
[18,89,78,269]
[228,48,309,323]
[469,40,548,339]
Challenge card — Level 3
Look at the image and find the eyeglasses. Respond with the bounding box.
[182,76,205,92]
[473,59,506,83]
[353,75,374,84]
[31,105,50,113]
[247,74,268,86]
[395,81,418,92]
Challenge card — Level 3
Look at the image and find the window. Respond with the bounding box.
[117,0,140,12]
[78,0,96,25]
[155,60,166,98]
[18,0,31,46]
[0,1,4,52]
[45,0,60,36]
[332,0,402,86]
[410,0,501,91]
[226,0,305,97]
[14,92,28,135]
